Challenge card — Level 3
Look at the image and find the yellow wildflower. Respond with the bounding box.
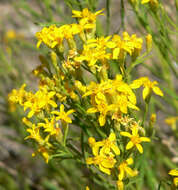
[130,77,163,100]
[88,132,120,156]
[72,8,104,25]
[24,88,57,118]
[8,84,27,106]
[32,146,50,163]
[86,186,90,190]
[165,116,178,130]
[100,132,120,155]
[86,153,116,175]
[110,32,142,60]
[169,169,178,187]
[52,104,75,124]
[36,25,63,49]
[74,43,111,71]
[118,158,138,180]
[25,124,50,146]
[87,92,115,126]
[38,117,61,137]
[120,125,150,153]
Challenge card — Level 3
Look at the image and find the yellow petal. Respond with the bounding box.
[109,132,116,141]
[49,100,57,108]
[142,86,150,100]
[140,137,150,142]
[169,169,178,176]
[60,104,65,112]
[126,157,133,165]
[113,48,120,59]
[99,164,111,175]
[126,141,134,150]
[67,109,75,115]
[87,107,97,113]
[152,86,163,96]
[132,126,138,136]
[86,157,93,165]
[136,144,143,154]
[111,144,120,155]
[125,166,136,177]
[92,146,99,156]
[118,168,125,181]
[99,114,106,126]
[120,132,132,138]
[28,110,34,118]
[130,79,143,89]
[72,10,82,17]
[141,0,150,4]
[36,40,42,48]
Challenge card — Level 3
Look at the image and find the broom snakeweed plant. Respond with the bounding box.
[7,1,177,189]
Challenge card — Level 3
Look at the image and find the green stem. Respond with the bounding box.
[142,102,149,127]
[120,0,125,30]
[63,123,69,146]
[106,0,110,35]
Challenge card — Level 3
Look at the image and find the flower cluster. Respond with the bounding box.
[8,83,75,162]
[8,8,166,190]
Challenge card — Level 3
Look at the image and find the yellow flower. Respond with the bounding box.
[100,132,120,155]
[8,84,27,106]
[72,8,104,24]
[86,153,116,175]
[165,116,178,130]
[38,117,62,137]
[120,125,150,153]
[169,169,178,187]
[88,132,120,156]
[32,146,50,163]
[88,137,103,156]
[87,92,115,126]
[130,77,163,100]
[36,25,63,49]
[86,186,90,190]
[24,88,57,118]
[52,104,75,124]
[74,43,111,71]
[118,158,138,181]
[25,124,51,147]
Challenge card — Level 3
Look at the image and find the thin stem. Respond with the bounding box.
[142,102,149,127]
[120,0,125,30]
[63,123,69,146]
[106,0,110,35]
